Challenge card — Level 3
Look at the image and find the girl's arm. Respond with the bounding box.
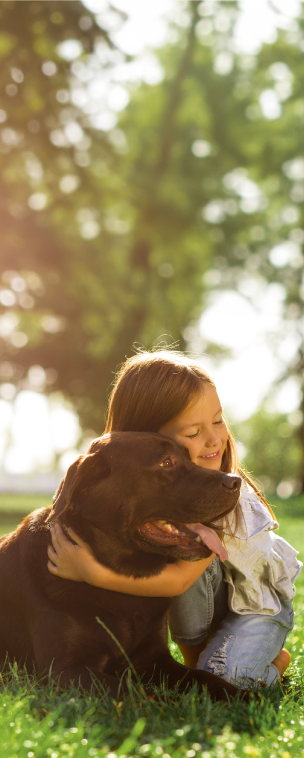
[47,524,214,597]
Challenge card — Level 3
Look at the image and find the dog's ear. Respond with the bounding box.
[46,451,111,522]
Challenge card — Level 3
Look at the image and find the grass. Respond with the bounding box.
[0,493,51,536]
[0,493,303,757]
[1,665,303,758]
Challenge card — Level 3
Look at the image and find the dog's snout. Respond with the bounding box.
[222,474,240,491]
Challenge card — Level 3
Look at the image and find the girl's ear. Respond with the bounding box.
[46,451,111,522]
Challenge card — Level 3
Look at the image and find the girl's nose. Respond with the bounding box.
[204,428,220,447]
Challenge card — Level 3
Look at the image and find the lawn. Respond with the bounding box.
[0,493,303,757]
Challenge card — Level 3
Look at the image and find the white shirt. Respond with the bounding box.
[220,485,302,616]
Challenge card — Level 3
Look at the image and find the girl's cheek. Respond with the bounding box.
[182,440,196,462]
[176,437,193,459]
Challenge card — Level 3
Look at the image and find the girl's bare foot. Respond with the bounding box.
[271,648,291,678]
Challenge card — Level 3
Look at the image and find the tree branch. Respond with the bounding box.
[157,0,201,173]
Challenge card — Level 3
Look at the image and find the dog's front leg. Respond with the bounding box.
[28,613,127,698]
[51,663,127,698]
[141,653,242,702]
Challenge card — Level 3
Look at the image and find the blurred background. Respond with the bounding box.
[0,0,303,528]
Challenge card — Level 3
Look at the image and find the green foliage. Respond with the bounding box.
[234,408,302,493]
[272,494,304,521]
[1,2,216,431]
[0,0,303,447]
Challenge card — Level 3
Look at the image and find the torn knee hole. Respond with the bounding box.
[206,634,234,676]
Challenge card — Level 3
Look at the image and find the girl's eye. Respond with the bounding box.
[159,457,175,467]
[187,431,199,439]
[214,418,224,425]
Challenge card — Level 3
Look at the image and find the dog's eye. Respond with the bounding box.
[159,457,175,468]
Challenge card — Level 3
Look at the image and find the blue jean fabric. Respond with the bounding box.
[169,557,229,646]
[169,557,294,688]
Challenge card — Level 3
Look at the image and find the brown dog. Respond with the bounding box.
[0,432,242,701]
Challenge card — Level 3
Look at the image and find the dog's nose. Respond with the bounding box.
[222,474,240,491]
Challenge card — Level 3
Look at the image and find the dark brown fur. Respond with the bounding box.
[0,432,243,701]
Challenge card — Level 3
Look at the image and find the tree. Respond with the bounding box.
[182,3,304,490]
[0,0,246,431]
[0,0,125,429]
[0,0,303,479]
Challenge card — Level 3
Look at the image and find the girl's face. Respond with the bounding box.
[159,385,228,470]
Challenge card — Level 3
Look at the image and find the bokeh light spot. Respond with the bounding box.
[28,193,48,211]
[59,174,80,193]
[191,140,211,157]
[56,39,83,61]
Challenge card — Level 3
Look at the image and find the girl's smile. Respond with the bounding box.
[201,450,221,461]
[159,385,228,470]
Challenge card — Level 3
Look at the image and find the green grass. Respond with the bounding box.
[0,493,303,756]
[0,493,51,536]
[0,492,51,515]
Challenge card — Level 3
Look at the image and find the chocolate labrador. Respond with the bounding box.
[0,432,242,701]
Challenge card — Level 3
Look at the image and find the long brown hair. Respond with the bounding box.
[105,349,274,526]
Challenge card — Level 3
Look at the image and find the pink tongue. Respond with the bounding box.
[187,523,228,562]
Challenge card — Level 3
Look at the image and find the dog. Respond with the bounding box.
[0,432,242,702]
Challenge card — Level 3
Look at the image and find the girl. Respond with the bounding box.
[48,350,302,688]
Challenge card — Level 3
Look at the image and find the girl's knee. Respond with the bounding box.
[196,631,283,688]
[197,633,235,678]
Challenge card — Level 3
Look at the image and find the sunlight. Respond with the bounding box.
[1,392,81,478]
[198,285,289,421]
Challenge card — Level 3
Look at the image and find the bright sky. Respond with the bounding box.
[83,0,302,57]
[0,0,301,481]
[197,288,301,421]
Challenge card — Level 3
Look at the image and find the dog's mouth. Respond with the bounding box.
[138,520,228,561]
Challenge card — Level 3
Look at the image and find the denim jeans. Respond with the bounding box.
[169,557,229,646]
[169,557,294,688]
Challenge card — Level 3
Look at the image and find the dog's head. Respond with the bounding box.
[47,432,241,564]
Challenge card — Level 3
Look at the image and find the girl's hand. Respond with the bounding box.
[47,524,95,583]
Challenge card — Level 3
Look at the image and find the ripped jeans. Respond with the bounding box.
[169,558,294,688]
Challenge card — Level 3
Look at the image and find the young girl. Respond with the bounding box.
[48,350,302,688]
